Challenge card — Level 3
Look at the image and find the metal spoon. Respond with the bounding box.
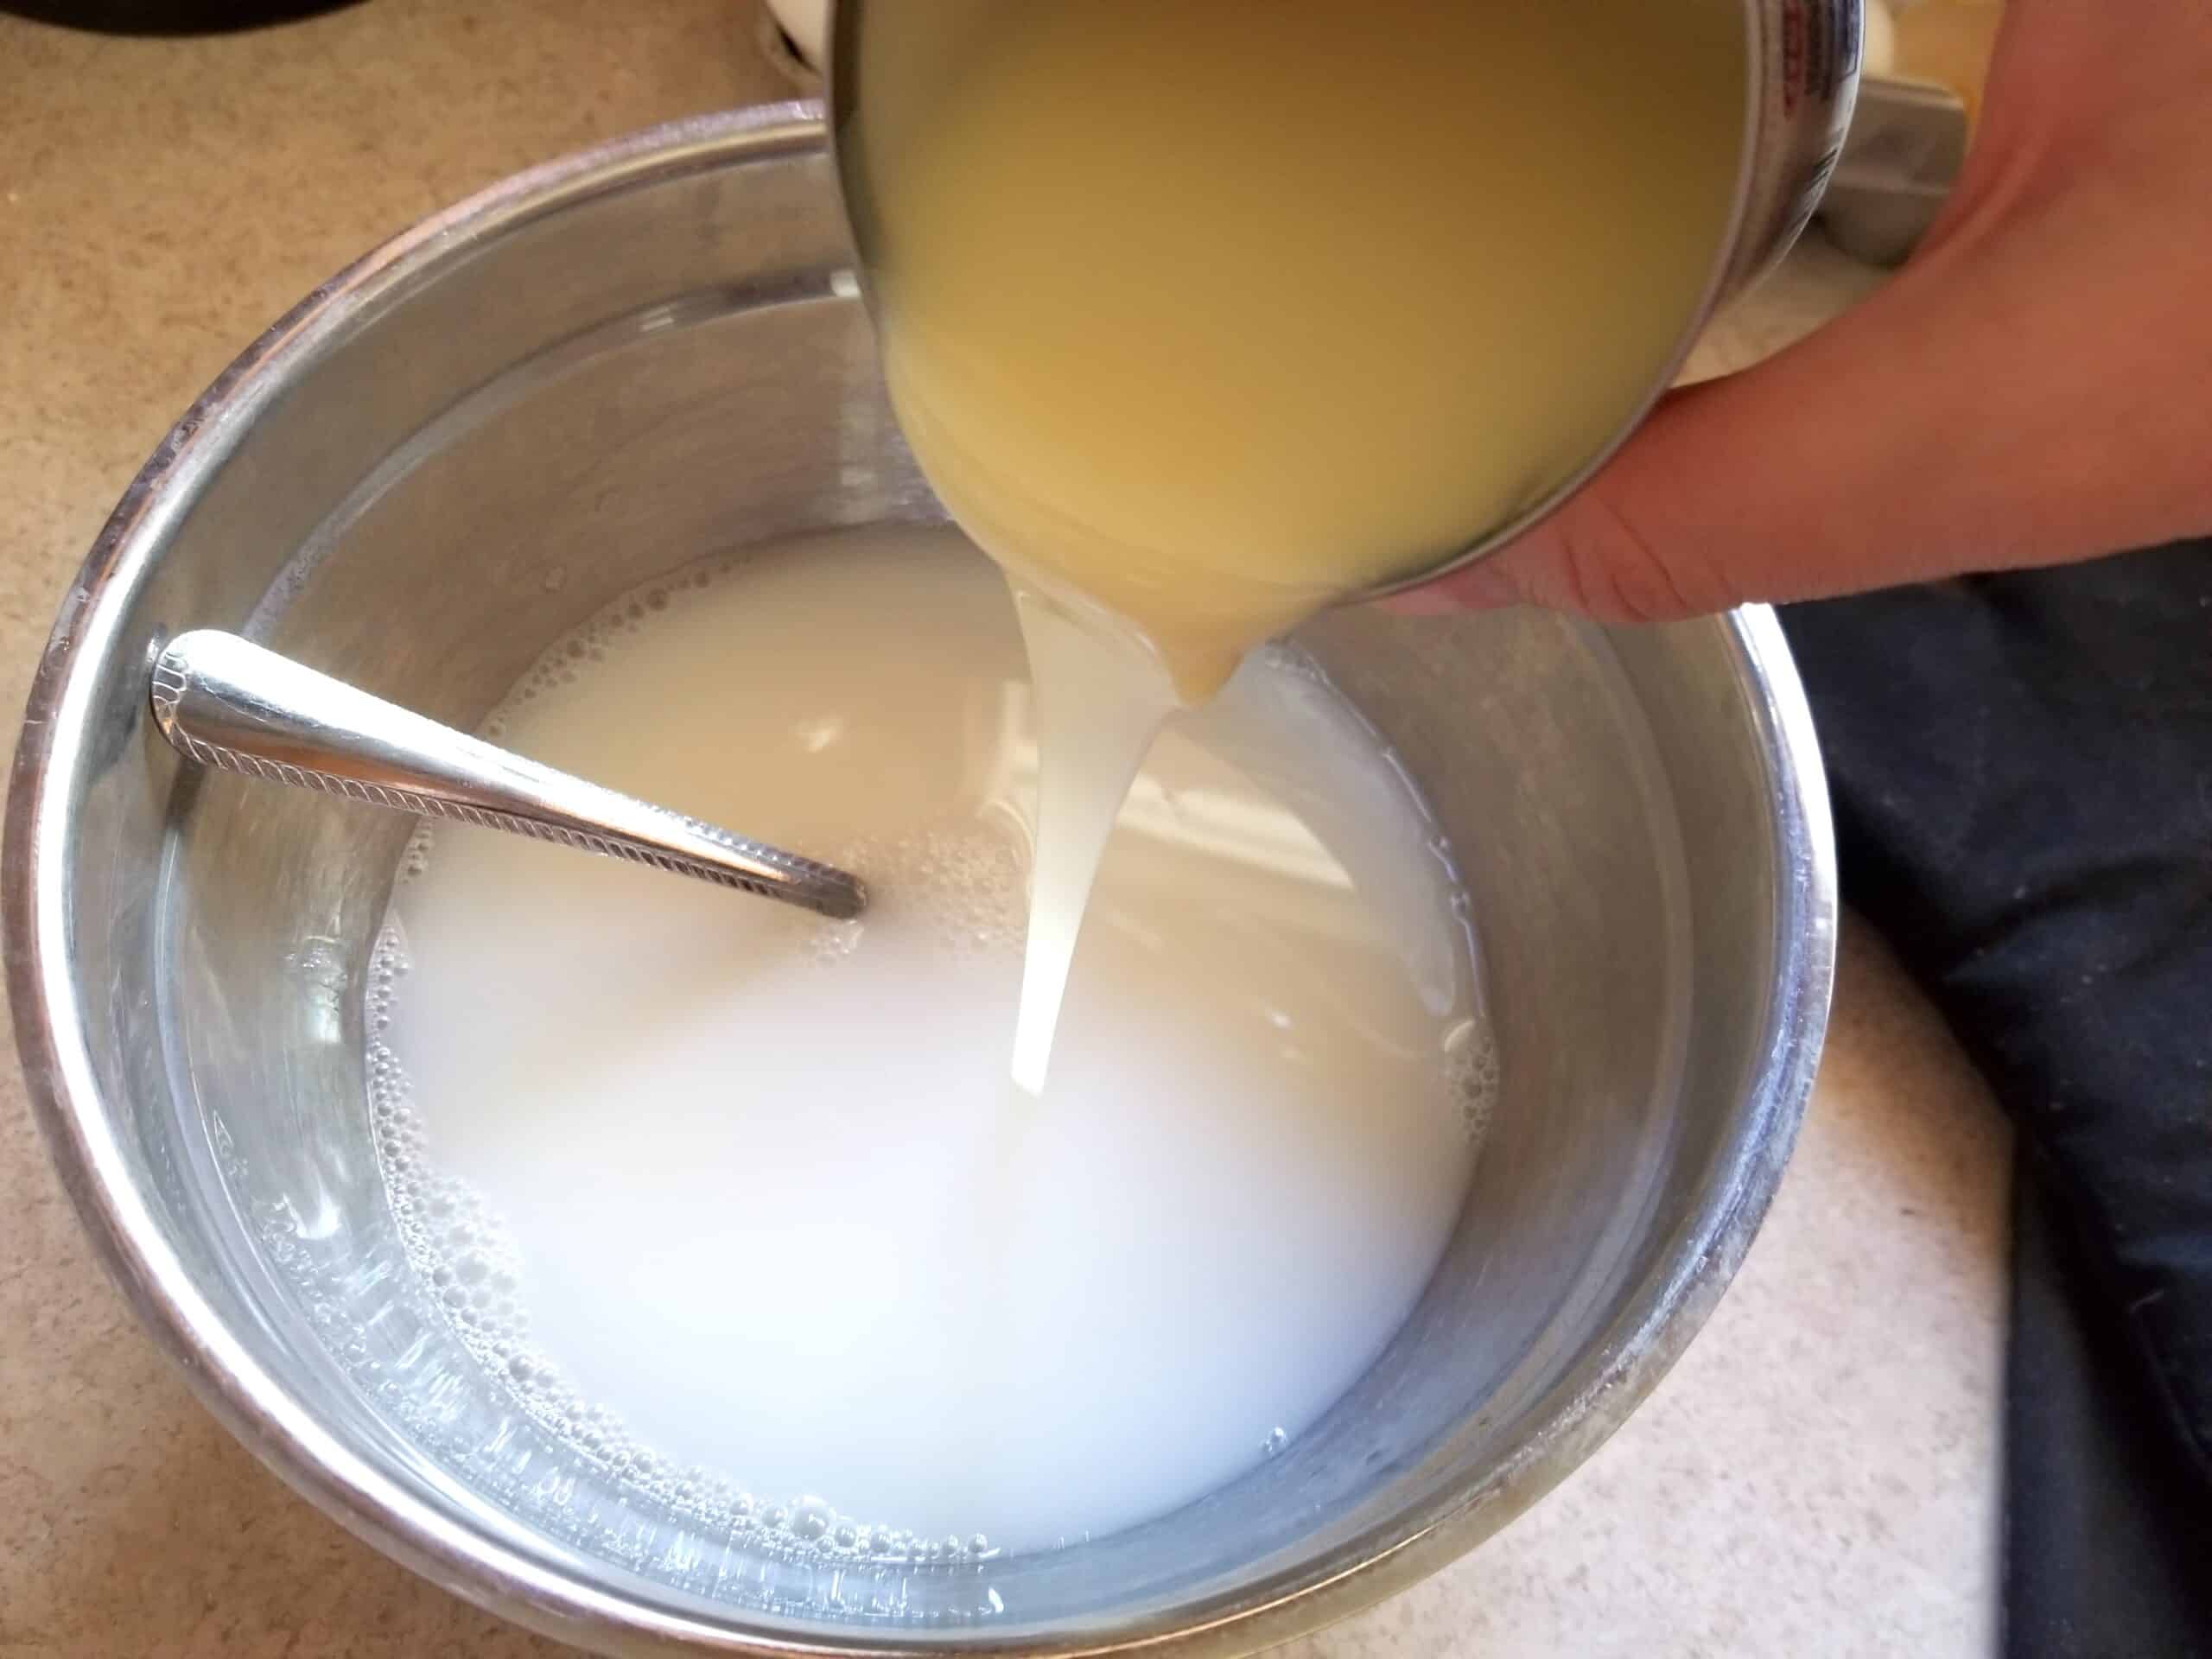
[149,630,867,921]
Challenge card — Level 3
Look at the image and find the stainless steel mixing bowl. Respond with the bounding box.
[3,107,1834,1656]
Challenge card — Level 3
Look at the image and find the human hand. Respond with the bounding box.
[1399,0,2212,623]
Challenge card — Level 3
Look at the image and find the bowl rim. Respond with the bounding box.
[3,105,1835,1658]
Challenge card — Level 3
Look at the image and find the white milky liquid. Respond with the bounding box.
[374,530,1491,1554]
[1004,582,1179,1095]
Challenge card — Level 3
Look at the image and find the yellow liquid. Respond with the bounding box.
[844,0,1746,1088]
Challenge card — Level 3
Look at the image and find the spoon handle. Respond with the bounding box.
[149,630,866,921]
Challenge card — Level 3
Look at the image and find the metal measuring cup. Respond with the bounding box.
[823,0,1864,601]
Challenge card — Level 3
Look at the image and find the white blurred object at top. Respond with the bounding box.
[1864,0,1898,74]
[766,0,827,68]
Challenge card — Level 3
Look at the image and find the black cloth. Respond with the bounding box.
[2009,1150,2212,1656]
[1780,543,2212,1656]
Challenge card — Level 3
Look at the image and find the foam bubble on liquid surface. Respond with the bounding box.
[372,528,1491,1555]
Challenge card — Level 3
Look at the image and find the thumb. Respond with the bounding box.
[1411,232,2024,624]
[1403,0,2212,625]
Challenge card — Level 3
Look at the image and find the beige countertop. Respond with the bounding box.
[0,5,2007,1654]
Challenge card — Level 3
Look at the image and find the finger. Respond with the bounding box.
[1404,190,2121,625]
[1433,253,1984,622]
